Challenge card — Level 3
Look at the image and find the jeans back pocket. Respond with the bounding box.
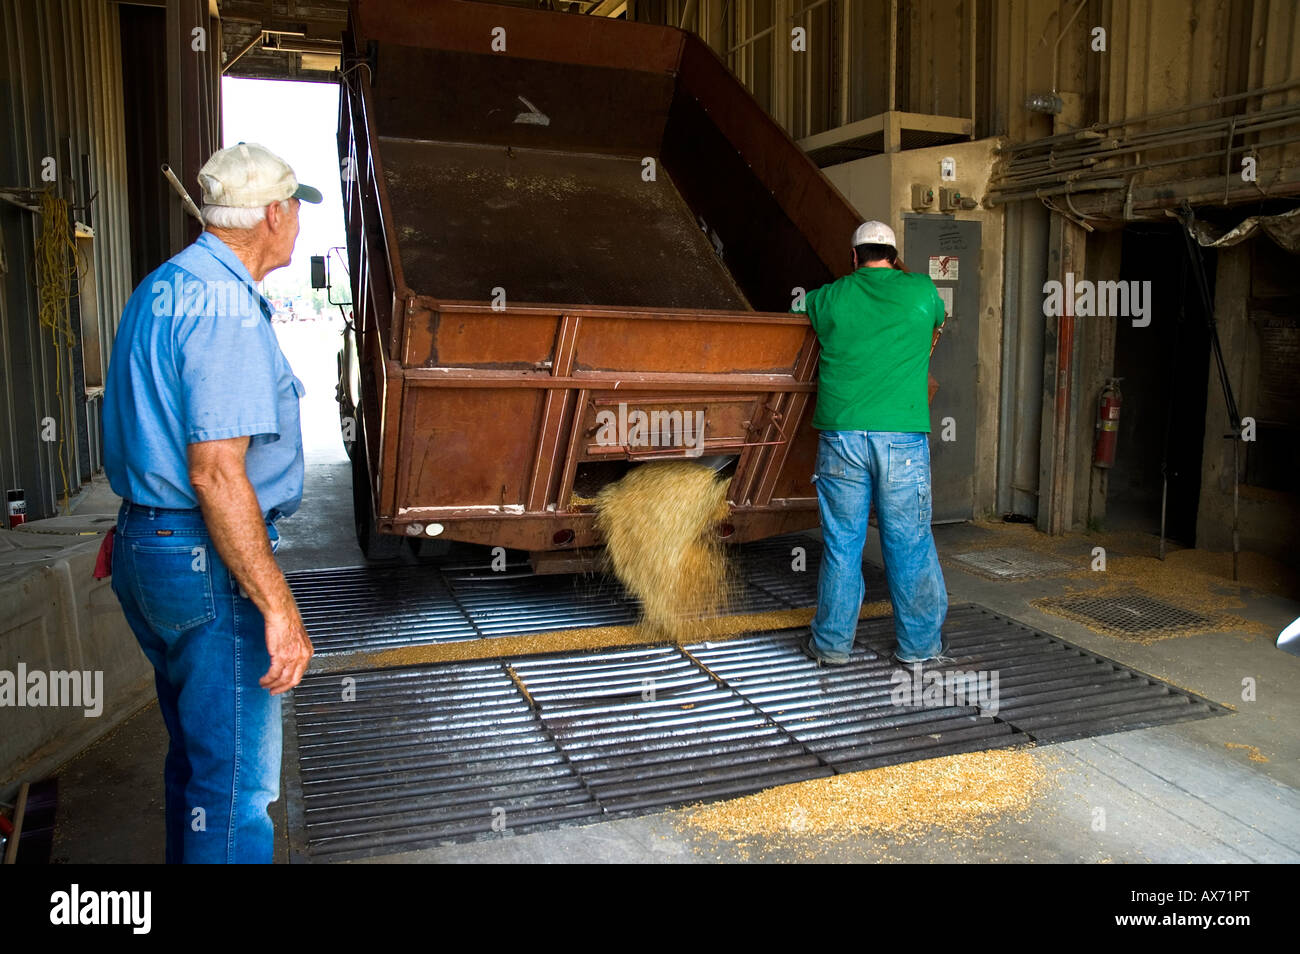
[129,542,217,634]
[815,433,851,478]
[887,439,927,483]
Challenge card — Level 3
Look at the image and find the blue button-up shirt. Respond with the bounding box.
[103,231,305,518]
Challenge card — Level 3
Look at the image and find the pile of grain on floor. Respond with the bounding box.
[683,747,1046,842]
[966,518,1292,643]
[1033,548,1286,643]
[594,461,733,640]
[969,518,1298,600]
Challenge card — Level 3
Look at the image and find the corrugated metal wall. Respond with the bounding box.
[0,0,132,520]
[0,0,221,521]
[895,0,975,119]
[990,0,1300,208]
[1098,0,1300,200]
[645,0,983,140]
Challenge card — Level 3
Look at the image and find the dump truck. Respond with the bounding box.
[335,0,862,565]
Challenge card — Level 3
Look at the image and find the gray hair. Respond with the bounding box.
[201,198,291,230]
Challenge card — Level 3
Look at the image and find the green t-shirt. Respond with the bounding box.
[794,267,945,433]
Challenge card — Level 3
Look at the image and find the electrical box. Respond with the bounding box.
[938,188,980,212]
[903,214,981,521]
[910,183,934,211]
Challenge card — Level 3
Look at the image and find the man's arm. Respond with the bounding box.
[188,437,312,694]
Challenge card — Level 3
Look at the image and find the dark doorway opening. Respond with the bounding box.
[119,3,169,288]
[1108,225,1211,545]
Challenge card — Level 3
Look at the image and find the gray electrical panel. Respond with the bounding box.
[903,214,980,522]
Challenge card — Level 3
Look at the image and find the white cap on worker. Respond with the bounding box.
[197,142,322,208]
[852,220,896,249]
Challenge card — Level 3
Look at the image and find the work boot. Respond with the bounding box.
[890,638,954,667]
[802,635,850,667]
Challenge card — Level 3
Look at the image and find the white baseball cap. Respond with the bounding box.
[197,142,322,208]
[851,220,896,248]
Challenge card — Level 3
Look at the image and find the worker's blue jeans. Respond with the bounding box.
[110,503,282,864]
[809,431,948,662]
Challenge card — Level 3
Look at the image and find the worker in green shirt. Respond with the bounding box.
[794,221,950,666]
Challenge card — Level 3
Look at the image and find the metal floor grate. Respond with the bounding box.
[288,660,599,857]
[284,603,1229,862]
[286,534,887,656]
[689,626,1022,773]
[509,647,827,814]
[1033,590,1217,638]
[285,566,479,653]
[951,547,1074,580]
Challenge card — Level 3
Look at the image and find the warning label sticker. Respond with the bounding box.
[937,286,954,318]
[929,256,959,281]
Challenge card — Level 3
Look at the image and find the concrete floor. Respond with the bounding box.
[45,319,1300,864]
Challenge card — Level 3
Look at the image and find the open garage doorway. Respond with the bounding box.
[221,78,356,569]
[1106,224,1211,545]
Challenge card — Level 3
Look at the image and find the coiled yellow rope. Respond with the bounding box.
[35,189,82,513]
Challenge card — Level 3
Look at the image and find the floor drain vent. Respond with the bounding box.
[1034,591,1216,638]
[952,547,1074,580]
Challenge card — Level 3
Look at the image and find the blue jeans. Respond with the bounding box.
[809,431,948,662]
[110,503,282,863]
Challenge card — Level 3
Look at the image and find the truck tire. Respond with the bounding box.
[351,446,405,561]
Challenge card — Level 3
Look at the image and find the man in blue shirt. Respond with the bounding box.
[103,143,320,863]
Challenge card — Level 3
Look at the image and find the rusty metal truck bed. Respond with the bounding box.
[380,139,750,310]
[337,0,861,559]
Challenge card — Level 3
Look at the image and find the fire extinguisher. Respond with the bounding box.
[6,489,26,528]
[1093,379,1122,468]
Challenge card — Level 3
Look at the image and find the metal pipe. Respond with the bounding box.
[996,110,1300,186]
[788,0,834,20]
[1001,77,1300,153]
[1232,437,1240,582]
[996,202,1021,514]
[0,191,40,213]
[989,131,1300,206]
[2,782,27,863]
[221,31,264,75]
[1051,0,1088,95]
[678,0,697,30]
[160,163,203,223]
[1005,107,1293,164]
[887,0,897,112]
[725,0,833,54]
[996,107,1300,180]
[727,22,776,54]
[1048,218,1080,535]
[986,178,1128,205]
[1000,125,1300,196]
[1159,471,1168,561]
[969,0,977,126]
